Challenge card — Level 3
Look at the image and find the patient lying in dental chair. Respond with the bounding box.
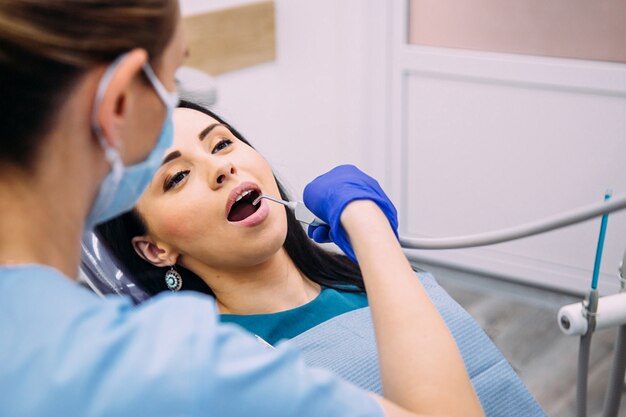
[87,100,545,417]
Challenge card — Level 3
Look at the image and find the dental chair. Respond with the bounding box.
[79,231,150,304]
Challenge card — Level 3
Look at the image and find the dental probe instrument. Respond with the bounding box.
[253,194,327,227]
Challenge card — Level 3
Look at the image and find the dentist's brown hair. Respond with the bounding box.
[0,0,176,169]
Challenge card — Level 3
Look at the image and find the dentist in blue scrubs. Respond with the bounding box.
[0,1,484,416]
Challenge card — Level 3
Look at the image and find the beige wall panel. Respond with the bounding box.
[409,0,626,63]
[183,1,276,75]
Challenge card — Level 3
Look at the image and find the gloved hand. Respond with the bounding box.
[303,165,399,263]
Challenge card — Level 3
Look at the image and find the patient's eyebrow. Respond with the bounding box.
[161,150,181,166]
[198,123,225,141]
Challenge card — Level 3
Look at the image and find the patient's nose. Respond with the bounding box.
[214,163,236,187]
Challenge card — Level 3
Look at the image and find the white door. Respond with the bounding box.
[381,1,626,295]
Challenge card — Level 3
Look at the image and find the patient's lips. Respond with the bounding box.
[226,182,269,226]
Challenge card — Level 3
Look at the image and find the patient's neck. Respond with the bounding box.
[195,248,320,315]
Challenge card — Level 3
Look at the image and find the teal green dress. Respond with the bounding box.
[220,287,368,345]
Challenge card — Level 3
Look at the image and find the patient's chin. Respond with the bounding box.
[197,224,288,271]
[235,228,288,267]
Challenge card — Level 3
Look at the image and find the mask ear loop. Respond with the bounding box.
[91,53,129,162]
[141,62,180,109]
[90,56,178,195]
[90,53,130,210]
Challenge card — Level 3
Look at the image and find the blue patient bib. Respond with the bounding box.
[288,272,546,417]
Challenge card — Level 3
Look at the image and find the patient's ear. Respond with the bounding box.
[131,236,177,267]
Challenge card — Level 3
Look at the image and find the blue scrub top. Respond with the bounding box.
[0,265,383,417]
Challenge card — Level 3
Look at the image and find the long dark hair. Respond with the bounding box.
[96,100,365,297]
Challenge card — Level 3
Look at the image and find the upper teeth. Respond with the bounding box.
[235,190,252,202]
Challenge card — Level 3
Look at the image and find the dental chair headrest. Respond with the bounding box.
[80,231,150,304]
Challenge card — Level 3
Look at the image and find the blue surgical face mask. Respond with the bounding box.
[86,54,179,230]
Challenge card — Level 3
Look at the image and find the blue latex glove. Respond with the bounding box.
[303,165,399,263]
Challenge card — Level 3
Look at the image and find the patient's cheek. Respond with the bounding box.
[159,205,207,241]
[160,212,195,240]
[163,220,187,239]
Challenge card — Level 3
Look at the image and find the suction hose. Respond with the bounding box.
[399,193,626,250]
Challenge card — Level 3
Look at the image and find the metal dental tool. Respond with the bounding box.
[253,194,327,227]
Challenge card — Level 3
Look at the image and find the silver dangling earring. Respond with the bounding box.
[165,266,183,292]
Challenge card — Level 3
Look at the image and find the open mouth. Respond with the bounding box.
[227,189,262,222]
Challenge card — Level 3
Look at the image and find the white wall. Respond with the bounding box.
[181,0,382,199]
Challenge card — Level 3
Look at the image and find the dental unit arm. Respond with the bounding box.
[399,192,626,250]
